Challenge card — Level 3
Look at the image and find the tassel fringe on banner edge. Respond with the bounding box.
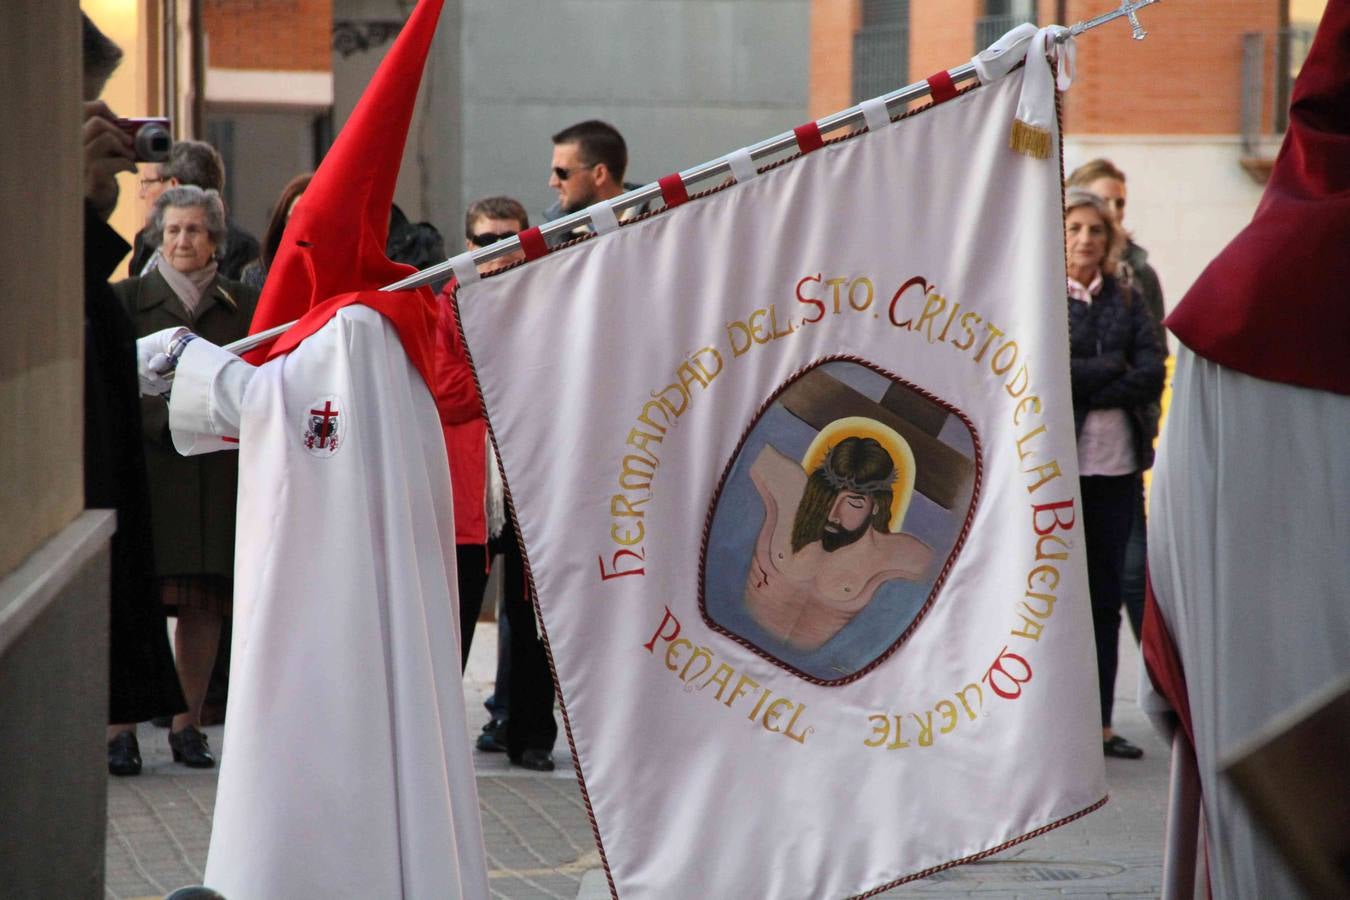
[1009,119,1053,160]
[1008,26,1074,160]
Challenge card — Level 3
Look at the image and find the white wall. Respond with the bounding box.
[459,0,811,223]
[1064,136,1267,327]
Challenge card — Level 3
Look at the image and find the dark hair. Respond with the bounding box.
[161,140,226,192]
[1067,158,1127,188]
[463,196,529,240]
[260,173,312,270]
[82,13,123,83]
[386,221,445,271]
[551,120,628,183]
[790,437,895,553]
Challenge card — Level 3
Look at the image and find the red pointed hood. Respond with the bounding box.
[1165,1,1350,395]
[243,0,444,389]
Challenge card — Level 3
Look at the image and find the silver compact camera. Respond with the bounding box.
[115,117,172,162]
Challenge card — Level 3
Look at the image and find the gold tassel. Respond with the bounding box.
[1009,119,1052,159]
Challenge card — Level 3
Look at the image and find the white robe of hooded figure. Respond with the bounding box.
[1143,348,1350,899]
[168,304,490,899]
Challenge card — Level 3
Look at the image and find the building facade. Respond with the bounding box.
[89,0,813,258]
[810,0,1328,315]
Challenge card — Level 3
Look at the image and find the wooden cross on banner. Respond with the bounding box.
[776,368,976,512]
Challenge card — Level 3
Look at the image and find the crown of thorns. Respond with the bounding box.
[820,442,897,495]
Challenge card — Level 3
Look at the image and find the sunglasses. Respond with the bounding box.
[468,231,519,247]
[552,163,596,182]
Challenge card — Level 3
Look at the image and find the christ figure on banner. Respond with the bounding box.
[745,421,933,651]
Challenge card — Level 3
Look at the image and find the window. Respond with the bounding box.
[853,1,910,102]
[976,1,1037,52]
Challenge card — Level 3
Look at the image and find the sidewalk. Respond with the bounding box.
[105,626,1169,899]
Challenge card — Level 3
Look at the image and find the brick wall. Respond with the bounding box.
[809,1,1285,136]
[1060,0,1281,135]
[203,0,333,72]
[809,0,860,118]
[909,0,980,86]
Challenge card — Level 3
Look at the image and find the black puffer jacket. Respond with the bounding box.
[1067,273,1166,470]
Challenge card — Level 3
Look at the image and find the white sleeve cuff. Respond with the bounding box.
[168,338,256,455]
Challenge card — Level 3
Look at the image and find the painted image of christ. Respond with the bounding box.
[745,421,933,651]
[701,360,977,682]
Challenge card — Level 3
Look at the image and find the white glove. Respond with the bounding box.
[135,326,190,396]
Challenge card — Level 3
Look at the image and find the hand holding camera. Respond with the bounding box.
[83,100,137,220]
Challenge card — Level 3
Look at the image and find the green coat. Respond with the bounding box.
[114,268,260,579]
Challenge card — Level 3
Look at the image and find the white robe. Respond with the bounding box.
[1144,346,1350,899]
[169,305,490,899]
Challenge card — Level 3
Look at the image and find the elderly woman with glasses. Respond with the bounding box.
[112,184,259,770]
[1063,187,1166,761]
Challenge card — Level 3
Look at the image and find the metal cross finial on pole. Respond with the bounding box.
[1066,0,1159,42]
[219,0,1164,358]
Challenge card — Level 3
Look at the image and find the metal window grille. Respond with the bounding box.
[862,0,906,27]
[853,1,909,102]
[852,25,909,102]
[205,118,236,214]
[974,12,1037,53]
[1241,27,1316,155]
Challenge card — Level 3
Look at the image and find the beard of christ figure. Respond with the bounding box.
[790,436,896,554]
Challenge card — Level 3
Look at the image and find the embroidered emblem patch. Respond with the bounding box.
[302,395,344,457]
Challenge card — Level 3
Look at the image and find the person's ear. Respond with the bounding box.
[593,163,612,188]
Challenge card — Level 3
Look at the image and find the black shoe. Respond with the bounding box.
[512,748,555,772]
[169,726,216,768]
[1103,734,1144,759]
[476,720,507,753]
[108,731,142,776]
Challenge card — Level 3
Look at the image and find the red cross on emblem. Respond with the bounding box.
[302,395,344,457]
[310,401,339,448]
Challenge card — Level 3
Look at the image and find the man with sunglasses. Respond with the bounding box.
[434,196,560,771]
[545,119,647,231]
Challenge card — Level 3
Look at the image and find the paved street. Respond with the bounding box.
[105,625,1169,899]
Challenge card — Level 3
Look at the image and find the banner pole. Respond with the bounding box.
[222,0,1159,358]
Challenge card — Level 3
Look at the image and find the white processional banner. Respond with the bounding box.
[458,69,1106,898]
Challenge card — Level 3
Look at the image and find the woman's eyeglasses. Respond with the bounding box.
[468,231,519,247]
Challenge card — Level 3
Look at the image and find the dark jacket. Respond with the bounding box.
[85,204,186,722]
[113,268,260,578]
[1120,240,1167,354]
[1067,273,1166,471]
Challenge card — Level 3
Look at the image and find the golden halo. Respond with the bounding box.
[801,416,916,532]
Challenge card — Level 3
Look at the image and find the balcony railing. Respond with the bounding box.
[1241,27,1316,157]
[853,24,909,102]
[975,13,1036,52]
